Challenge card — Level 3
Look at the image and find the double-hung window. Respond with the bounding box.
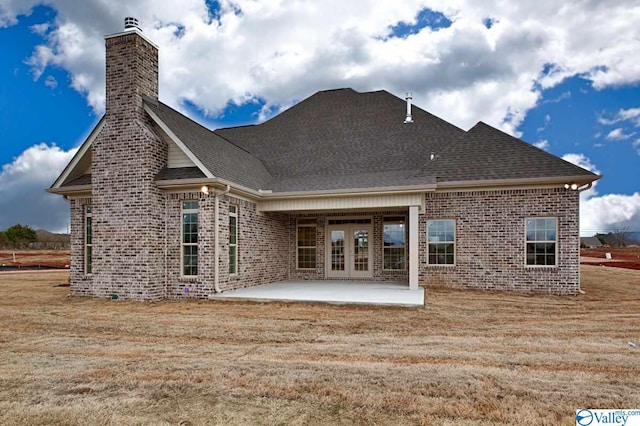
[383,216,405,270]
[182,201,198,276]
[229,205,238,275]
[297,218,316,269]
[525,217,557,266]
[427,219,455,265]
[85,205,92,274]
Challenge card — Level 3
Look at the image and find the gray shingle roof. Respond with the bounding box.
[156,167,206,181]
[144,98,273,190]
[426,122,597,182]
[270,170,436,192]
[145,88,597,193]
[215,89,466,182]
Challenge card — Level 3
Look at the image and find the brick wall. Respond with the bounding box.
[218,196,290,291]
[89,30,167,300]
[69,197,93,296]
[420,188,580,294]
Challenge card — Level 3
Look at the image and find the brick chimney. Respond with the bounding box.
[105,18,158,118]
[89,18,167,300]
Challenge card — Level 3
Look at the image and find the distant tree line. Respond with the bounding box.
[0,224,37,249]
[594,227,640,248]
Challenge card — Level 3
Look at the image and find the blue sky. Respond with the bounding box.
[0,1,639,234]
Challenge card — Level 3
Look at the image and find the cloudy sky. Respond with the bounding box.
[0,0,639,235]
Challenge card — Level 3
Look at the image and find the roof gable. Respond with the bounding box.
[144,98,273,190]
[50,117,104,190]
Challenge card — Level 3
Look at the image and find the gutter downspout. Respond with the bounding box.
[214,185,231,293]
[577,182,592,295]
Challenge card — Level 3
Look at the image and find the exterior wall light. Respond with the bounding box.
[201,185,209,194]
[564,183,579,190]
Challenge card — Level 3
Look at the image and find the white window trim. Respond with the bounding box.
[181,201,199,277]
[427,219,456,266]
[296,218,317,270]
[382,215,407,271]
[229,205,238,276]
[84,205,92,275]
[525,217,558,268]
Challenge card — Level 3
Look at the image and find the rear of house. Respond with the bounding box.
[48,20,599,300]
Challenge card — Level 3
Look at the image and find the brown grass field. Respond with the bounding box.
[0,267,639,425]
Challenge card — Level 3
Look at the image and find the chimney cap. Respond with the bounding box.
[124,17,141,31]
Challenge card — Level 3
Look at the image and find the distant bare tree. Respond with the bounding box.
[611,226,630,247]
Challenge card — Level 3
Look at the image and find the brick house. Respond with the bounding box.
[48,21,599,300]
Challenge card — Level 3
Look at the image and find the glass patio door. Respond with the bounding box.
[327,225,372,278]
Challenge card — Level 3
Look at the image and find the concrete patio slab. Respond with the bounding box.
[209,280,424,307]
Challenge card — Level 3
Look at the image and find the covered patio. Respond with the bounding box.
[209,280,424,307]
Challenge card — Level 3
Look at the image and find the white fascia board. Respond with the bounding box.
[144,104,215,179]
[436,175,602,191]
[259,184,437,199]
[46,185,91,197]
[50,117,105,189]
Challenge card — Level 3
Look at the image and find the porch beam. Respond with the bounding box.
[409,205,419,290]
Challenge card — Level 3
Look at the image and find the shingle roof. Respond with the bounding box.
[145,88,598,193]
[215,89,466,182]
[270,170,436,192]
[155,167,206,181]
[426,122,597,182]
[144,98,273,190]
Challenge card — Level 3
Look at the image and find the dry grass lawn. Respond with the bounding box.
[1,266,639,425]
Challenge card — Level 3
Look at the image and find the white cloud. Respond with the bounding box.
[599,107,640,127]
[533,139,549,150]
[0,144,77,232]
[562,153,640,235]
[44,75,57,88]
[1,0,636,133]
[0,0,40,27]
[605,127,635,141]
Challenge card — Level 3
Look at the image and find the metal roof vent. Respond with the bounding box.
[404,92,413,124]
[124,17,141,31]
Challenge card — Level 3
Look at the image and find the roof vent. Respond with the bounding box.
[124,17,141,31]
[404,92,413,124]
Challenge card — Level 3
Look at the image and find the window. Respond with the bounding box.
[229,205,238,275]
[297,218,316,269]
[526,218,557,266]
[182,201,198,276]
[383,216,405,270]
[427,219,455,265]
[85,205,92,274]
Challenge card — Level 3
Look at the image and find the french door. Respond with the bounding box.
[326,224,373,278]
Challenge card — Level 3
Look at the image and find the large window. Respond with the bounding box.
[182,201,198,276]
[229,205,238,275]
[297,218,316,269]
[427,219,455,265]
[383,216,405,270]
[85,205,92,274]
[526,217,557,266]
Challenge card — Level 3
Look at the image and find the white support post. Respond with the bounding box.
[409,205,419,290]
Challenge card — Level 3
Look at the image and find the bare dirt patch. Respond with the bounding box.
[581,247,640,270]
[1,266,639,425]
[0,249,70,269]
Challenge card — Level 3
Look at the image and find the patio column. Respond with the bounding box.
[409,205,419,290]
